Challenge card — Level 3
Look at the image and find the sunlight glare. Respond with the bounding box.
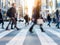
[26,0,35,18]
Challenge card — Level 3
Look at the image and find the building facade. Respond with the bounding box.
[0,0,60,18]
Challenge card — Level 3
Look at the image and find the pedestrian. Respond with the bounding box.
[56,14,60,29]
[47,14,51,27]
[0,9,4,29]
[6,3,19,30]
[24,14,29,26]
[56,9,59,19]
[29,7,45,33]
[56,9,60,28]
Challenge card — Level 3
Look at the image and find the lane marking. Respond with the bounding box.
[6,24,33,45]
[0,30,14,39]
[35,29,58,45]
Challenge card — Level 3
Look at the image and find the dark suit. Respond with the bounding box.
[6,7,18,30]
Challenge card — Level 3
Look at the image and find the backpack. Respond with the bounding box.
[7,8,12,17]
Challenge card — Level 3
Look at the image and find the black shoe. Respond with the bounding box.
[41,31,45,32]
[48,24,51,27]
[56,25,57,27]
[29,29,33,33]
[16,28,20,30]
[5,28,10,30]
[11,28,14,29]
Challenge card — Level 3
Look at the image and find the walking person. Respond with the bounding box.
[56,9,60,28]
[6,3,19,30]
[56,14,60,29]
[24,14,29,26]
[29,7,45,33]
[0,9,4,29]
[47,14,51,27]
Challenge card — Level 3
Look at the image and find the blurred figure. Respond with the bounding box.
[56,14,60,29]
[56,10,59,19]
[56,9,60,28]
[24,14,29,25]
[53,16,56,23]
[6,3,19,30]
[47,14,51,27]
[29,7,45,33]
[0,9,4,29]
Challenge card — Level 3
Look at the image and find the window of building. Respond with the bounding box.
[56,0,60,8]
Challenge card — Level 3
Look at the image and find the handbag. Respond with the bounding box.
[37,18,44,24]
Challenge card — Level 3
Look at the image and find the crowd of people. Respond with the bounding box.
[0,3,60,33]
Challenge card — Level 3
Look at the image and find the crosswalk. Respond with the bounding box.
[0,22,60,45]
[6,23,32,45]
[0,30,14,39]
[35,29,58,45]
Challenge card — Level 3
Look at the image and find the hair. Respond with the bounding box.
[12,3,16,6]
[48,14,50,16]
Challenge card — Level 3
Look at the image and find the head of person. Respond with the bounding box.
[56,9,59,12]
[12,3,16,8]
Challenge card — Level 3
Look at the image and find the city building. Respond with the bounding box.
[0,0,60,18]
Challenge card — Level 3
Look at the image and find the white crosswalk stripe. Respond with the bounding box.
[0,29,4,31]
[43,23,60,39]
[0,30,14,39]
[0,22,60,45]
[45,27,60,38]
[35,29,58,45]
[6,24,33,45]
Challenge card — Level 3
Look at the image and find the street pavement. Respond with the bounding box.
[0,21,60,45]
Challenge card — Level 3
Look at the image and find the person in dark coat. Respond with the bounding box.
[56,10,59,18]
[56,9,60,28]
[56,14,60,29]
[0,9,4,29]
[29,6,45,33]
[47,14,51,27]
[6,3,19,30]
[24,14,29,25]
